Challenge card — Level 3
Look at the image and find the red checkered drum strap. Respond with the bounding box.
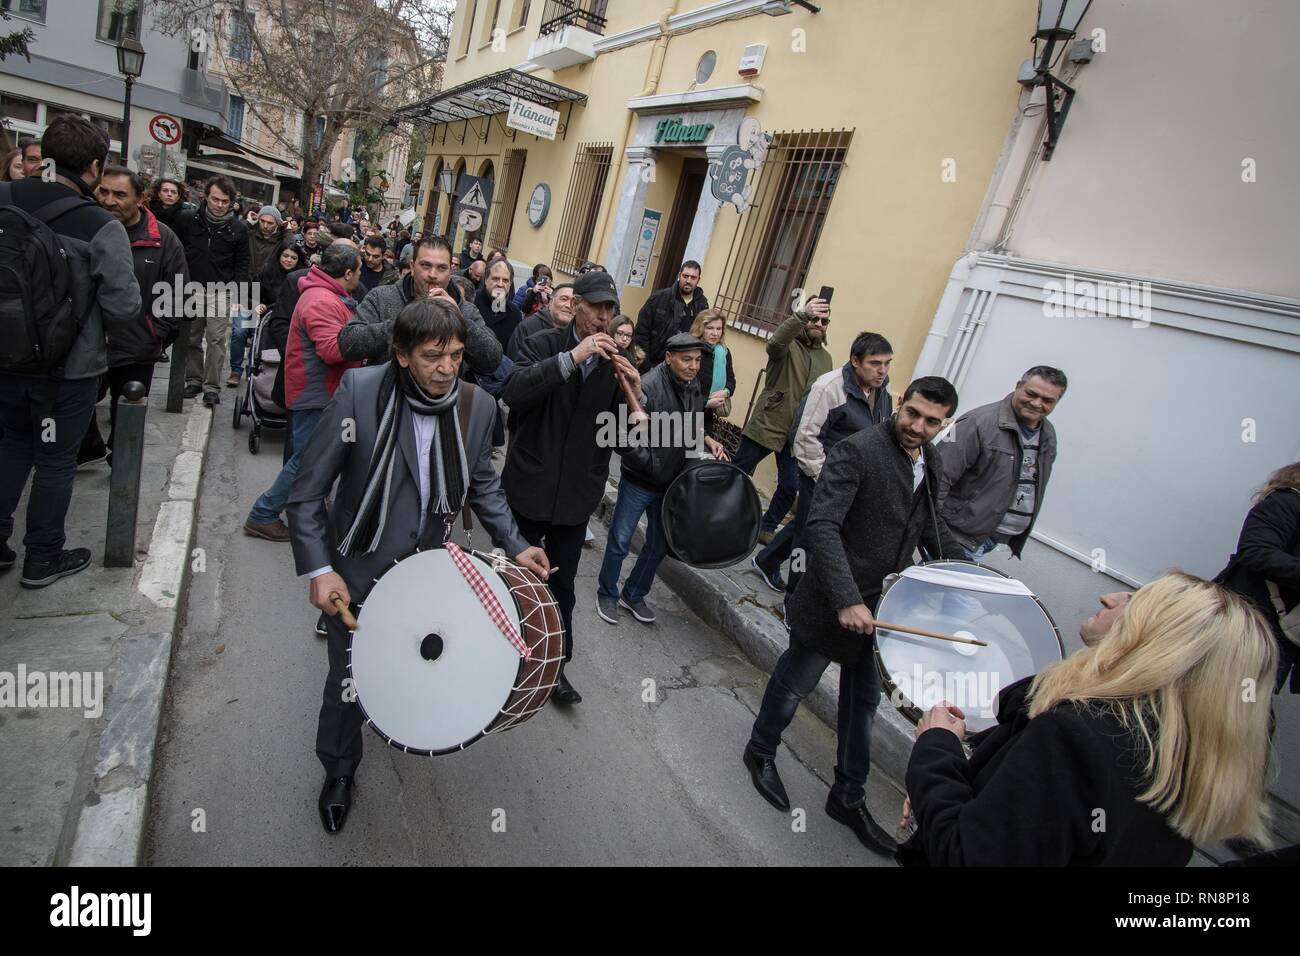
[445,541,530,660]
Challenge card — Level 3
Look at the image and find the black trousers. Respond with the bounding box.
[79,362,155,458]
[316,609,365,778]
[511,510,587,663]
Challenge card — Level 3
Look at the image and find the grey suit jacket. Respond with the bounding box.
[286,363,528,600]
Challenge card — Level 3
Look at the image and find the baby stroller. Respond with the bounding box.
[231,308,288,454]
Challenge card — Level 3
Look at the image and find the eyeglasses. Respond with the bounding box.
[807,317,830,327]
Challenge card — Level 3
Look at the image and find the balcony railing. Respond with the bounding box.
[538,0,608,37]
[180,67,230,122]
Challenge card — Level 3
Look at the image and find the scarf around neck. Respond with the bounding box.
[338,363,469,556]
[709,344,727,395]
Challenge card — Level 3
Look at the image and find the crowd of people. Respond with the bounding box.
[1,116,1296,865]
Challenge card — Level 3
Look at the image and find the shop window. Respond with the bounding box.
[487,148,527,253]
[2,0,47,25]
[96,0,139,42]
[552,142,612,274]
[1,93,39,124]
[713,129,854,333]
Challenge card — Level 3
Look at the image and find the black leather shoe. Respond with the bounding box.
[743,745,790,811]
[825,794,897,856]
[551,670,582,705]
[318,775,353,834]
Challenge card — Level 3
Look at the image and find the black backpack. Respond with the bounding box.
[0,181,92,375]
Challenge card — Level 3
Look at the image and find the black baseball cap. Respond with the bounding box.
[573,270,619,307]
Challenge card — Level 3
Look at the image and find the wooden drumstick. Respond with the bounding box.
[328,591,359,631]
[873,620,987,646]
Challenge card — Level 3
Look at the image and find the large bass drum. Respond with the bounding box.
[661,459,761,568]
[349,545,564,755]
[873,560,1064,734]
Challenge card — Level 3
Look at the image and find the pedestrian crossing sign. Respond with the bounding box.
[461,180,489,210]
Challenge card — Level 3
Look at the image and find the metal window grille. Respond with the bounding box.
[552,142,612,274]
[713,129,854,334]
[539,0,608,37]
[487,148,528,253]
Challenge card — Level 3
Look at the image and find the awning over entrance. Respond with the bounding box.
[391,69,587,126]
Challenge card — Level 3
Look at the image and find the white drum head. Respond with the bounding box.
[351,549,523,753]
[875,561,1062,734]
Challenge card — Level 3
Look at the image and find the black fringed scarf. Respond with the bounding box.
[338,363,468,556]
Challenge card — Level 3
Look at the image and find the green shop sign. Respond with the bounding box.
[654,117,715,145]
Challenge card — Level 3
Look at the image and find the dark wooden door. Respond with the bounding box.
[653,158,708,292]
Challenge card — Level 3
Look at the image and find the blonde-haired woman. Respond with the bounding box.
[899,572,1276,865]
[689,309,734,435]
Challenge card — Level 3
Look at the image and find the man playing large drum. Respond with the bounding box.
[287,298,549,835]
[743,376,962,857]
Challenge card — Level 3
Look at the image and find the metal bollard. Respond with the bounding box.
[166,320,189,413]
[105,381,148,567]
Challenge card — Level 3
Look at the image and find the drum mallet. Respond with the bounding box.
[873,620,987,647]
[327,592,359,631]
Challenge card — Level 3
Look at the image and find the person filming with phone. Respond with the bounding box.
[732,287,835,550]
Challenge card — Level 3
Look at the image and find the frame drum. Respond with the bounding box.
[874,560,1064,734]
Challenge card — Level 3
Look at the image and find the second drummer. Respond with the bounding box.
[742,376,962,857]
[287,298,550,835]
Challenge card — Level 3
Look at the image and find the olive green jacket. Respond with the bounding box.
[741,310,834,451]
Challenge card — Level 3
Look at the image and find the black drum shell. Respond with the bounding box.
[661,460,761,569]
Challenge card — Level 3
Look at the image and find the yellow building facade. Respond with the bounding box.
[411,0,1036,486]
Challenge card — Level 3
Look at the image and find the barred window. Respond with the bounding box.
[713,129,854,334]
[487,148,528,253]
[552,142,612,274]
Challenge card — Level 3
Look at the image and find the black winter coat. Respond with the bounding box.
[502,323,631,525]
[175,203,251,284]
[1216,488,1300,693]
[634,283,709,371]
[149,198,193,232]
[111,208,189,364]
[899,677,1194,866]
[786,419,961,666]
[620,362,705,493]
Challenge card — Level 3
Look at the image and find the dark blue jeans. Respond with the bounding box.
[749,637,882,808]
[732,436,799,533]
[229,309,253,376]
[598,477,668,604]
[0,374,98,561]
[755,472,816,586]
[247,407,323,524]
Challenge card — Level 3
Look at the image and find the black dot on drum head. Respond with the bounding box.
[420,633,445,662]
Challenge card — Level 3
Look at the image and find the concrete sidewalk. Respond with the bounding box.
[0,365,211,866]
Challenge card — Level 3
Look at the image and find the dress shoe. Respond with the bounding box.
[184,383,202,398]
[551,670,582,705]
[243,518,291,542]
[202,391,220,407]
[318,775,353,834]
[825,794,898,856]
[743,745,790,811]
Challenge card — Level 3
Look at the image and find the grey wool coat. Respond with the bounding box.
[286,365,528,601]
[786,418,962,667]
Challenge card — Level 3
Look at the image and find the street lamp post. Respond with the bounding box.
[116,35,146,167]
[1033,0,1092,160]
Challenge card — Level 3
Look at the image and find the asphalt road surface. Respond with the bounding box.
[145,402,905,866]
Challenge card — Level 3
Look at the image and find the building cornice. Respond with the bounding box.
[595,0,793,56]
[627,84,762,113]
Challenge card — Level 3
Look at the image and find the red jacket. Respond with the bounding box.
[284,266,360,410]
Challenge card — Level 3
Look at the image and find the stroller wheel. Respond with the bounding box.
[249,427,260,455]
[231,377,243,430]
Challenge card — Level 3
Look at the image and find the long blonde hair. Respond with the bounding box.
[1028,571,1277,845]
